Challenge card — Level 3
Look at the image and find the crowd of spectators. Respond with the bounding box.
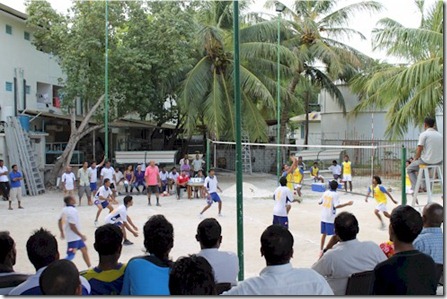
[0,203,442,295]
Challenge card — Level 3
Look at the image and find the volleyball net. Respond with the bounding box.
[207,139,409,199]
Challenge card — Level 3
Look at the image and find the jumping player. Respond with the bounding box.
[273,176,300,229]
[291,157,304,197]
[58,195,91,268]
[105,195,138,246]
[364,175,398,230]
[199,169,223,217]
[342,155,353,192]
[94,178,114,227]
[318,180,353,255]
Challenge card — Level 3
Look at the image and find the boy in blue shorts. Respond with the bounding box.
[199,169,223,217]
[318,180,353,256]
[94,178,114,227]
[58,195,92,268]
[273,176,301,229]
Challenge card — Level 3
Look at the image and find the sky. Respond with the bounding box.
[1,0,437,62]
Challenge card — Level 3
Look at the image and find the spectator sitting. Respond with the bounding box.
[196,218,238,286]
[167,167,179,194]
[121,215,174,295]
[8,228,91,295]
[169,254,216,295]
[0,231,28,295]
[81,224,126,295]
[222,225,333,295]
[39,259,82,295]
[133,165,146,194]
[312,212,387,295]
[176,170,189,200]
[373,205,437,295]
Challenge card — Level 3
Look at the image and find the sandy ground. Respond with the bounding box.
[0,172,442,280]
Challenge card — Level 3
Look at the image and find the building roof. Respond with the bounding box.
[289,111,321,123]
[0,3,27,22]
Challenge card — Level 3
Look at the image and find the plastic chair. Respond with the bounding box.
[412,164,443,207]
[345,270,375,295]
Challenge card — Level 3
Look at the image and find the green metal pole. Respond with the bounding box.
[276,12,281,182]
[104,0,109,160]
[233,0,244,282]
[206,138,210,174]
[401,145,407,205]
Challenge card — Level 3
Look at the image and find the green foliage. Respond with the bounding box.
[350,0,443,139]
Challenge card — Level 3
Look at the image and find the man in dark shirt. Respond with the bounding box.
[373,205,437,295]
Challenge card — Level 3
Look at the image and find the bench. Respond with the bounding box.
[115,151,178,164]
[291,149,344,168]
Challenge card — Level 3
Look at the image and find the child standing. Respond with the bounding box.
[62,166,76,196]
[318,180,353,255]
[342,155,353,192]
[364,175,398,230]
[58,195,91,268]
[199,168,223,217]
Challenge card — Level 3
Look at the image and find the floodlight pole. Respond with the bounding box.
[104,0,109,160]
[233,0,244,282]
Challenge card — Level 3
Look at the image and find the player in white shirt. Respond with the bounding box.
[61,166,76,196]
[318,180,353,254]
[100,162,117,203]
[0,159,10,202]
[88,157,105,199]
[199,169,223,217]
[168,167,179,194]
[57,195,91,268]
[105,195,138,246]
[273,176,301,229]
[328,160,342,182]
[114,167,125,195]
[94,178,114,227]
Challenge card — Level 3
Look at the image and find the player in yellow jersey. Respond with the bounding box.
[405,160,413,194]
[310,161,324,183]
[341,155,353,193]
[364,176,398,230]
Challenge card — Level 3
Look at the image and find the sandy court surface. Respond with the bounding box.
[0,172,442,280]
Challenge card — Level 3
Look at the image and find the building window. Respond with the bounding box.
[5,25,12,35]
[25,85,30,94]
[24,31,30,40]
[5,82,13,92]
[300,124,305,139]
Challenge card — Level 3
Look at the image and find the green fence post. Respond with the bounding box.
[401,145,407,205]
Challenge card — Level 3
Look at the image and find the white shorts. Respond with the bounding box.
[10,187,22,201]
[375,203,387,212]
[343,175,352,182]
[312,175,324,181]
[293,184,302,189]
[406,186,413,194]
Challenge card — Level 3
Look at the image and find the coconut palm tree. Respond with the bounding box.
[180,1,297,142]
[267,0,383,144]
[350,0,443,138]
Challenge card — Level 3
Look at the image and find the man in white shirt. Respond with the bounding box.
[100,162,116,202]
[114,167,125,195]
[168,167,179,194]
[57,195,91,268]
[196,218,239,286]
[273,176,300,229]
[105,195,138,246]
[199,169,223,217]
[312,212,387,295]
[407,117,443,191]
[88,157,105,202]
[0,160,10,202]
[61,166,76,196]
[222,225,333,295]
[94,179,114,227]
[328,160,342,181]
[192,154,205,177]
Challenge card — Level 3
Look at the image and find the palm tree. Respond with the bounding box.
[350,0,443,139]
[268,0,383,144]
[180,1,297,142]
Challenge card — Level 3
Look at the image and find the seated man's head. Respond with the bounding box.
[334,212,359,242]
[94,224,123,262]
[261,225,294,266]
[422,203,443,228]
[26,228,59,271]
[0,231,16,269]
[144,215,174,260]
[389,205,423,244]
[169,254,216,295]
[39,259,81,295]
[196,218,222,249]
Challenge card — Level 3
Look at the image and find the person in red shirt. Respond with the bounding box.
[144,160,161,206]
[176,170,190,200]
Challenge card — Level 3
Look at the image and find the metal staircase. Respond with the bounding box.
[5,116,45,196]
[241,129,252,174]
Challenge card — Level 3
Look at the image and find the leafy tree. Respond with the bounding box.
[350,0,443,138]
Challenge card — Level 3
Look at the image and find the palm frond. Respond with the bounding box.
[319,1,383,28]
